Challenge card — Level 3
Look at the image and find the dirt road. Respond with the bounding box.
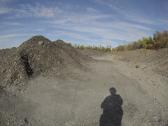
[1,54,168,126]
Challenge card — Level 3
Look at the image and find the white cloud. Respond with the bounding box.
[0,7,10,14]
[15,4,62,18]
[44,6,153,42]
[0,0,11,4]
[0,33,26,41]
[0,0,13,14]
[94,0,158,25]
[0,2,156,47]
[0,33,36,48]
[1,22,21,26]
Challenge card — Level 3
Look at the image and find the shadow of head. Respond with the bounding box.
[109,87,116,95]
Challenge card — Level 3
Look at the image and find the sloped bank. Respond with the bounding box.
[112,49,168,77]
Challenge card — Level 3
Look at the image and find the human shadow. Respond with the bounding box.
[100,87,123,126]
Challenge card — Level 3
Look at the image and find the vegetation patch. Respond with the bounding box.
[113,31,168,51]
[74,45,112,52]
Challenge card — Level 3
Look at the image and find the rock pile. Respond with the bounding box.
[0,35,89,88]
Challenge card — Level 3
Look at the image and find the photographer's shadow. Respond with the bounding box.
[100,87,123,126]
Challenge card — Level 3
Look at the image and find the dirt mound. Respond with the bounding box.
[0,35,89,88]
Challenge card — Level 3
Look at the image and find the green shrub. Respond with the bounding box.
[114,45,125,51]
[114,31,168,51]
[74,45,112,52]
[76,31,168,52]
[153,31,168,49]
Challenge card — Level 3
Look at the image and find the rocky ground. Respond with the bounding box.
[112,48,168,77]
[0,38,168,126]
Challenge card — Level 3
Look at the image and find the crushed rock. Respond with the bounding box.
[0,36,90,88]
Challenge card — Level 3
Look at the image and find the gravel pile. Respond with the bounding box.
[0,36,89,88]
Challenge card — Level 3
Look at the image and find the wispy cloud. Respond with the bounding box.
[0,0,12,14]
[40,4,153,42]
[2,3,153,44]
[0,33,27,41]
[14,3,62,18]
[0,33,35,48]
[0,0,12,4]
[0,0,166,48]
[0,7,11,14]
[94,0,158,25]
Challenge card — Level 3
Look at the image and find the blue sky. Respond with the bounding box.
[0,0,168,48]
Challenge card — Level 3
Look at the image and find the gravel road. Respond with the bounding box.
[1,54,168,126]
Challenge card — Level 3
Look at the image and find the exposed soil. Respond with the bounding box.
[112,49,168,77]
[0,40,168,126]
